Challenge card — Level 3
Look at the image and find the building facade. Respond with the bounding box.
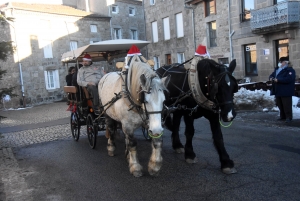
[0,2,111,108]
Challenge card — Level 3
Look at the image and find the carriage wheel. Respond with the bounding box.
[70,112,80,141]
[142,126,151,141]
[86,114,98,149]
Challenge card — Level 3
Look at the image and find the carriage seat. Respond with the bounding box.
[64,86,78,102]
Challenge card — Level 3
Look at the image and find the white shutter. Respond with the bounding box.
[163,17,170,40]
[70,41,78,51]
[44,71,50,90]
[43,40,53,58]
[153,56,160,70]
[152,21,158,43]
[176,13,184,38]
[54,70,60,89]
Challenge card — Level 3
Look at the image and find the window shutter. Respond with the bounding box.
[152,21,158,42]
[44,71,50,90]
[163,17,170,40]
[54,70,60,89]
[176,13,184,38]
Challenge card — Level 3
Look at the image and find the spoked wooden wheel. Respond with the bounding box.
[70,112,80,141]
[86,114,98,149]
[142,126,151,141]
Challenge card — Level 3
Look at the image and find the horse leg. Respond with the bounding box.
[171,113,184,153]
[208,116,237,174]
[105,116,116,156]
[123,127,143,177]
[148,137,163,176]
[183,115,197,163]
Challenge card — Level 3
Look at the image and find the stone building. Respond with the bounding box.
[0,0,145,108]
[146,0,299,81]
[0,2,111,108]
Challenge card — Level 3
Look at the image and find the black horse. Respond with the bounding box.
[156,58,238,174]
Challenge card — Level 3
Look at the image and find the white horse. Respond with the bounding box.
[98,56,170,177]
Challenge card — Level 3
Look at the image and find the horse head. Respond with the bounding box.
[197,59,238,122]
[140,73,170,136]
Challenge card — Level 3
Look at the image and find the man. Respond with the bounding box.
[77,54,104,113]
[269,56,296,123]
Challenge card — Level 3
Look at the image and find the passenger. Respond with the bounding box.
[66,66,75,86]
[77,54,104,113]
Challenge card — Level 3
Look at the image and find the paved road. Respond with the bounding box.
[0,101,300,201]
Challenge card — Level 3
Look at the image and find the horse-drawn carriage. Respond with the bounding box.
[62,39,152,149]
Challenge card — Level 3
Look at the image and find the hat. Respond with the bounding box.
[82,54,92,61]
[127,45,142,56]
[195,45,210,58]
[279,56,289,62]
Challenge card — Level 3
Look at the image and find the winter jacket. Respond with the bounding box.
[77,65,104,87]
[269,66,296,97]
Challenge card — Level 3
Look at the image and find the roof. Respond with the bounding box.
[0,2,110,18]
[61,39,150,63]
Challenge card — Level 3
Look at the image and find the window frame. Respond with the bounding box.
[150,0,155,5]
[112,5,119,14]
[70,41,78,51]
[175,13,184,38]
[204,0,216,17]
[153,56,160,70]
[129,7,135,16]
[113,28,122,39]
[163,17,170,40]
[130,29,138,40]
[244,43,258,76]
[177,53,185,64]
[151,21,158,43]
[90,24,97,33]
[241,0,254,21]
[208,21,217,47]
[42,40,53,58]
[44,70,60,90]
[166,54,172,65]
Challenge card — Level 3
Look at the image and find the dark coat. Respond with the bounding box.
[65,74,73,86]
[269,66,295,97]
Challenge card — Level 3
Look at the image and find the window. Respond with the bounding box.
[242,0,254,21]
[177,53,185,63]
[151,21,158,43]
[274,0,285,4]
[176,13,184,38]
[112,5,119,14]
[163,17,170,40]
[41,40,53,58]
[244,44,257,76]
[150,0,155,5]
[44,70,60,90]
[70,41,78,51]
[275,39,289,64]
[130,29,138,40]
[153,56,160,70]
[90,25,97,33]
[129,7,135,16]
[208,21,217,47]
[205,0,216,16]
[166,54,172,65]
[113,28,122,39]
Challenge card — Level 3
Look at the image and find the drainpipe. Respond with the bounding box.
[2,14,26,107]
[184,3,196,52]
[85,0,90,12]
[228,0,235,61]
[108,5,113,39]
[142,0,148,58]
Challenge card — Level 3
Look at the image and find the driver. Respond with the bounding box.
[77,54,104,113]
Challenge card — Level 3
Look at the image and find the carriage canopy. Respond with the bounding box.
[61,39,150,63]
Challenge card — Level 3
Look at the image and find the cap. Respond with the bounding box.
[127,45,142,56]
[82,54,92,61]
[195,45,210,58]
[279,56,289,62]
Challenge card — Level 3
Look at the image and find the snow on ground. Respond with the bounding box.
[234,87,300,119]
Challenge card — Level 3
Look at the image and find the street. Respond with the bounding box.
[0,101,300,201]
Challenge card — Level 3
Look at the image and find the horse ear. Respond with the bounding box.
[228,59,236,73]
[140,74,147,86]
[161,74,171,88]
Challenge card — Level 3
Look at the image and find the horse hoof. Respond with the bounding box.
[186,158,198,164]
[222,167,237,174]
[108,151,114,157]
[175,148,184,154]
[148,169,160,177]
[132,171,143,177]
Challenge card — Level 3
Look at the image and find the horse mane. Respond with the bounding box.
[196,58,220,75]
[127,56,158,105]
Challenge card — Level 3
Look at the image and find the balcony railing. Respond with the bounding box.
[250,1,300,31]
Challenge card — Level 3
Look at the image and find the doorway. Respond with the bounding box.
[275,39,289,64]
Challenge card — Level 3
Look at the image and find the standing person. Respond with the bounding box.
[269,57,296,123]
[65,66,75,86]
[77,54,104,113]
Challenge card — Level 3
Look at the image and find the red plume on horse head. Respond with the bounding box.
[195,45,210,58]
[127,45,142,56]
